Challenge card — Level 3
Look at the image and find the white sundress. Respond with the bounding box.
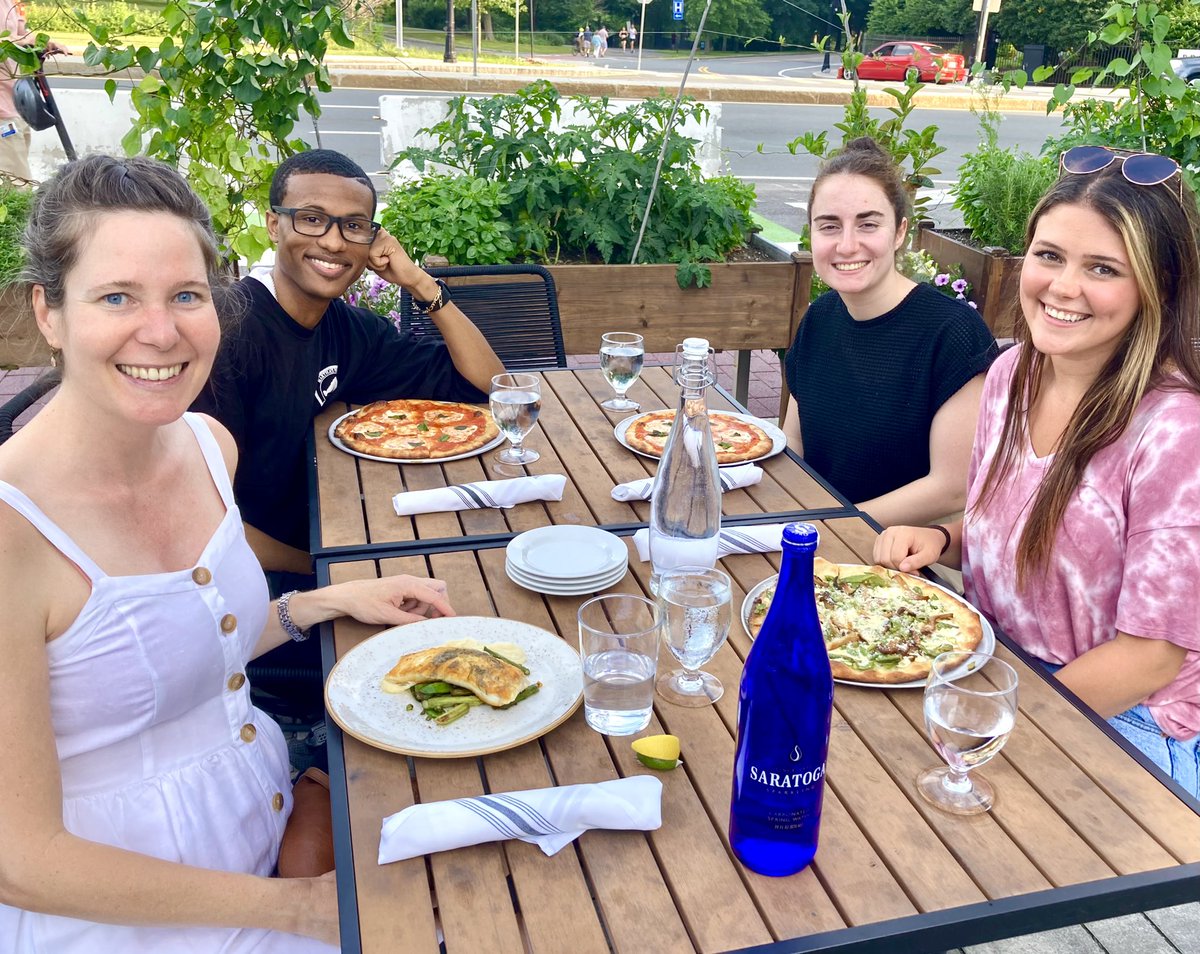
[0,413,337,953]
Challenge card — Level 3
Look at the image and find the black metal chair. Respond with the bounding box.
[398,264,567,371]
[0,368,60,444]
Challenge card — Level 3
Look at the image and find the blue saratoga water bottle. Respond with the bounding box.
[648,337,721,593]
[729,522,833,876]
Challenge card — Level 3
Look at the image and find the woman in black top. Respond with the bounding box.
[782,137,998,526]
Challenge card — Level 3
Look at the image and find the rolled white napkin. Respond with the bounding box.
[632,523,787,562]
[392,474,566,516]
[611,463,763,502]
[378,775,663,863]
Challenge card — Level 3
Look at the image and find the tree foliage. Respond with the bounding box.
[866,0,975,38]
[2,0,354,265]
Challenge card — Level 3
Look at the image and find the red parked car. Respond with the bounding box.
[840,41,967,84]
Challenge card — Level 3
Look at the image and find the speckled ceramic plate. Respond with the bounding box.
[739,571,996,689]
[324,616,583,757]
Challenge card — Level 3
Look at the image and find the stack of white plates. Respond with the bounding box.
[505,525,629,596]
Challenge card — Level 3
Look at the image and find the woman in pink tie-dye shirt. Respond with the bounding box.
[875,149,1200,796]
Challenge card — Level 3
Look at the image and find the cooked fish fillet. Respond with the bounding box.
[381,646,526,706]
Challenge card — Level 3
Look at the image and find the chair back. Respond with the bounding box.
[0,368,60,444]
[398,264,567,372]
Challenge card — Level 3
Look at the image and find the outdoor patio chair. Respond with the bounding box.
[0,368,60,445]
[397,264,567,371]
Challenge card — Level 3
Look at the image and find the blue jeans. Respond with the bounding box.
[1038,660,1199,798]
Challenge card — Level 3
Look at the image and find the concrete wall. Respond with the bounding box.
[28,89,136,181]
[379,94,724,181]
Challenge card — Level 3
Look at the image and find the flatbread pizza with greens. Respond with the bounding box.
[747,558,983,684]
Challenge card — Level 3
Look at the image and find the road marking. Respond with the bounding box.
[316,130,379,136]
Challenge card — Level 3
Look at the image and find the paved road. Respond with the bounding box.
[50,72,1062,238]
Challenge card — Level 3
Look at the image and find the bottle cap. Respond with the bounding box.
[681,337,710,358]
[781,522,819,550]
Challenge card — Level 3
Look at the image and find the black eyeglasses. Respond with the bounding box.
[271,206,381,245]
[1059,145,1182,202]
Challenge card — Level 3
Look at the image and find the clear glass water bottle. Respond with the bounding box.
[729,522,833,876]
[648,337,721,593]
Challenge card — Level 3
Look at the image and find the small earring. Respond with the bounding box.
[49,347,61,368]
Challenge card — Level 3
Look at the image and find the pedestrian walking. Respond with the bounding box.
[597,25,609,57]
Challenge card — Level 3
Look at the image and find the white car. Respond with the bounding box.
[1171,55,1200,81]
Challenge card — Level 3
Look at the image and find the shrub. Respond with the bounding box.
[391,80,756,287]
[0,184,33,287]
[380,175,516,266]
[25,1,164,34]
[953,98,1055,254]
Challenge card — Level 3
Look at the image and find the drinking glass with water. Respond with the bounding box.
[918,652,1018,816]
[599,332,645,411]
[577,594,660,735]
[655,566,732,707]
[489,372,541,465]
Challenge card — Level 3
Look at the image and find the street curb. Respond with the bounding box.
[45,55,1069,113]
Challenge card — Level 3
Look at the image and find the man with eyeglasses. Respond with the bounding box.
[194,149,504,580]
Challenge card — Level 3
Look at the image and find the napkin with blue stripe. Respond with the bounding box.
[632,523,786,561]
[392,474,566,516]
[378,775,663,863]
[611,462,763,502]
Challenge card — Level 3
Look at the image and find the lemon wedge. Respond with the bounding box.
[632,734,682,771]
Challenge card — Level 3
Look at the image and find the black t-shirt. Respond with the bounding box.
[192,277,487,550]
[784,283,998,505]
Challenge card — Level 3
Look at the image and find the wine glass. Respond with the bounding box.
[599,332,645,411]
[655,565,732,707]
[489,372,541,465]
[918,652,1019,815]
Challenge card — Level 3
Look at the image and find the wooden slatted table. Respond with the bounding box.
[316,515,1200,954]
[310,366,851,558]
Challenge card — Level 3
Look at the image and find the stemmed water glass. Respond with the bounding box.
[599,332,645,411]
[489,372,541,465]
[655,565,733,707]
[918,651,1019,815]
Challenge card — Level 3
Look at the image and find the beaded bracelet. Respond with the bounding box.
[277,590,311,642]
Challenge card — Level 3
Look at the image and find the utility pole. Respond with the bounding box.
[974,0,993,66]
[444,0,456,62]
[395,0,404,50]
[637,0,651,71]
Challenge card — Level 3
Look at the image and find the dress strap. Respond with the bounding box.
[182,412,235,510]
[0,480,106,582]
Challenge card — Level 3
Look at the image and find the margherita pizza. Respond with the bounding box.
[625,410,774,464]
[333,399,500,460]
[747,558,983,684]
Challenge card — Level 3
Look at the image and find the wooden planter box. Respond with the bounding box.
[914,223,1023,339]
[546,256,809,356]
[0,283,47,368]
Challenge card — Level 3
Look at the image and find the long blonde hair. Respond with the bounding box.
[975,162,1200,587]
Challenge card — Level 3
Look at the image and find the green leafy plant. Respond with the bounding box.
[380,175,516,266]
[0,183,33,288]
[24,1,165,34]
[392,80,756,287]
[1,1,355,266]
[785,8,946,224]
[953,97,1056,254]
[1032,0,1200,199]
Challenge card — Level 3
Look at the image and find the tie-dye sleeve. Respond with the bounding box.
[1116,392,1200,652]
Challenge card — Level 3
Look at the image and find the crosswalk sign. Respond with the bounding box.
[672,0,684,20]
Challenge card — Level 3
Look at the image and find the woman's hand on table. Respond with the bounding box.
[284,576,456,637]
[873,526,948,573]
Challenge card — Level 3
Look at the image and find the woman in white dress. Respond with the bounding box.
[0,155,456,951]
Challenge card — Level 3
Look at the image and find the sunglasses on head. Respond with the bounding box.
[1059,145,1182,202]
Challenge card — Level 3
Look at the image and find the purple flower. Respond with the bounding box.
[968,301,978,309]
[955,293,965,300]
[934,273,950,286]
[951,278,968,294]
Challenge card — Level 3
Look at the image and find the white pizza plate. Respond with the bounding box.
[614,411,786,467]
[739,571,996,690]
[506,525,628,580]
[505,559,628,596]
[324,616,583,758]
[327,409,507,465]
